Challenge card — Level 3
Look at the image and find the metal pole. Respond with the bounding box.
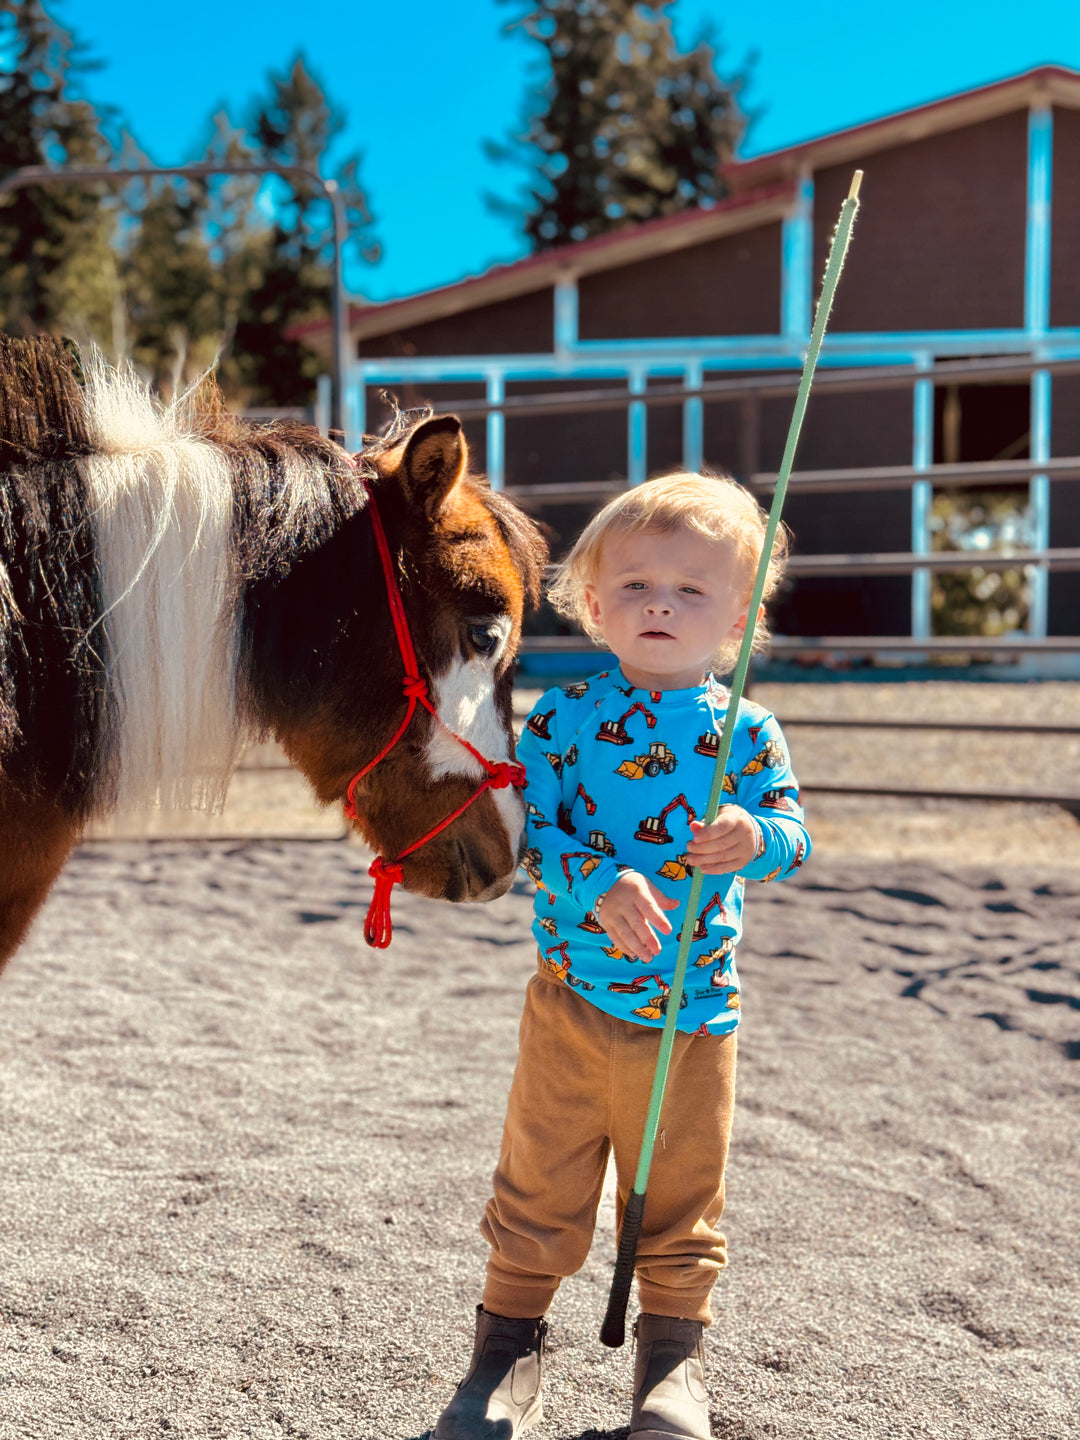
[0,162,350,433]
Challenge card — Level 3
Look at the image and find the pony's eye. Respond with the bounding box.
[468,624,500,657]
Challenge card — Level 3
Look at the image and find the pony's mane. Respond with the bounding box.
[0,338,364,816]
[0,333,91,467]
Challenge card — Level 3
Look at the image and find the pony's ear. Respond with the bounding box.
[397,415,467,516]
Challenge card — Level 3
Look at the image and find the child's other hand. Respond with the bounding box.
[686,807,761,874]
[596,872,679,959]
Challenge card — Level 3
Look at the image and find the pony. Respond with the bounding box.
[0,335,548,969]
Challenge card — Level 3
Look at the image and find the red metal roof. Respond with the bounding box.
[724,64,1080,190]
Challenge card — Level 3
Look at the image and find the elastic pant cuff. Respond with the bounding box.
[482,1275,560,1320]
[635,1285,714,1326]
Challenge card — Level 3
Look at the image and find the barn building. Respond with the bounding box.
[299,66,1080,670]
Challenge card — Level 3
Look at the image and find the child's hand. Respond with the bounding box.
[596,872,679,959]
[686,807,761,875]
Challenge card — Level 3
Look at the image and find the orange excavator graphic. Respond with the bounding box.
[588,829,617,856]
[626,975,688,1021]
[760,787,798,812]
[608,972,665,995]
[544,751,563,775]
[694,730,720,759]
[690,893,728,940]
[615,741,679,780]
[561,850,602,890]
[596,701,657,746]
[635,793,696,845]
[542,942,595,990]
[695,714,749,758]
[527,708,555,740]
[578,911,605,933]
[786,838,806,871]
[538,915,559,937]
[558,783,597,835]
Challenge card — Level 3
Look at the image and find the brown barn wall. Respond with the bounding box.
[1051,107,1080,327]
[578,224,782,339]
[357,288,554,357]
[504,380,628,499]
[814,111,1028,332]
[703,401,745,479]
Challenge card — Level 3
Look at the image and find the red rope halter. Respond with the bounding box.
[344,476,525,948]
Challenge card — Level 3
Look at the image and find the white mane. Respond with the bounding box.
[78,355,245,814]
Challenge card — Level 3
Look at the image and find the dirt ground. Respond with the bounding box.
[1,679,1078,1440]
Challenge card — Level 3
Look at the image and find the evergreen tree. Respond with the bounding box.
[120,117,267,400]
[232,55,377,407]
[492,0,745,249]
[0,0,120,342]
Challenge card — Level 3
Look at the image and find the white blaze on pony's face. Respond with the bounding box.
[427,612,523,863]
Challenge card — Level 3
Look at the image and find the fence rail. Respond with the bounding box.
[432,353,1080,422]
[520,634,1080,655]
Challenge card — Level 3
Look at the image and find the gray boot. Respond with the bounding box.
[433,1305,547,1439]
[630,1313,711,1439]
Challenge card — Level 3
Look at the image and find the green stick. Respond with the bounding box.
[600,171,863,1349]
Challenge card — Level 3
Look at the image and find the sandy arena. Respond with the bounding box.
[0,680,1077,1440]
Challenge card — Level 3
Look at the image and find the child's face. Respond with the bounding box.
[584,525,754,691]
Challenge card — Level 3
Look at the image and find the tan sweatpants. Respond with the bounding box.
[481,965,737,1325]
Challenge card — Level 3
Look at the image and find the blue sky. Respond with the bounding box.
[54,0,1080,302]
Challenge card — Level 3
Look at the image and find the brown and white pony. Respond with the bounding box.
[0,335,547,970]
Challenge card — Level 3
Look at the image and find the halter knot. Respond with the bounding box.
[364,855,406,949]
[402,674,428,701]
[487,761,527,790]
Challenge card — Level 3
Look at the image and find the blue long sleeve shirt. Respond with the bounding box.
[516,666,811,1035]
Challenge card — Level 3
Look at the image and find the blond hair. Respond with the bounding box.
[548,470,788,675]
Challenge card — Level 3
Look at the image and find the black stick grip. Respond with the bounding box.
[600,1189,646,1348]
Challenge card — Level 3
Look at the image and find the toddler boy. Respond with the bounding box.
[433,472,810,1440]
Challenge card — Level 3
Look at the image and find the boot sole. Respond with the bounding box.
[629,1431,708,1440]
[431,1396,543,1440]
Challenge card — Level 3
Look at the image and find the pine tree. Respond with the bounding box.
[0,0,120,341]
[120,116,267,400]
[232,55,377,407]
[492,0,745,249]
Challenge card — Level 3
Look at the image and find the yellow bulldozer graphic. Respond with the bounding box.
[615,741,679,781]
